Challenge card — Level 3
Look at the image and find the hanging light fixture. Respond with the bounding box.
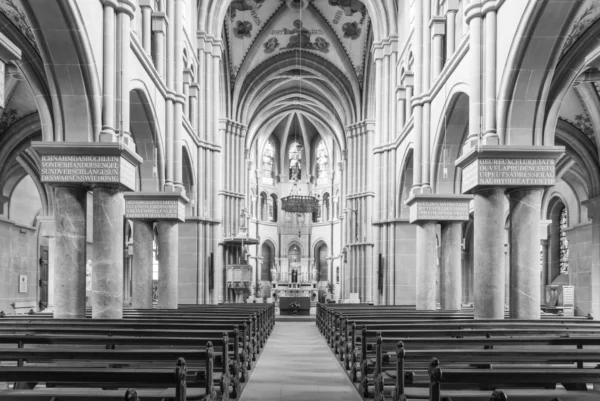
[281,180,319,213]
[280,3,318,216]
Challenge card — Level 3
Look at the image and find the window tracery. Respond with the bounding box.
[316,140,329,180]
[262,140,275,179]
[289,142,303,180]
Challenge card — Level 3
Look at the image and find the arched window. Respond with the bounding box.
[260,192,268,221]
[322,193,330,222]
[270,194,278,222]
[262,140,275,179]
[289,142,303,180]
[316,140,329,180]
[559,207,569,275]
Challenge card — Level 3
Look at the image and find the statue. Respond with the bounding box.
[271,266,278,283]
[239,207,250,229]
[241,245,250,264]
[313,267,318,282]
[289,154,301,180]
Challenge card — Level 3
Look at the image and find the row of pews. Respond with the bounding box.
[317,304,600,401]
[0,304,275,401]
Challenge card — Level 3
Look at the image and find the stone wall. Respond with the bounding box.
[566,223,593,315]
[392,221,417,305]
[0,219,39,314]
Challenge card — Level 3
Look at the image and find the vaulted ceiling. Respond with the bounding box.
[225,0,370,88]
[225,0,370,152]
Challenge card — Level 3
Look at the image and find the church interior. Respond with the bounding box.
[1,0,600,399]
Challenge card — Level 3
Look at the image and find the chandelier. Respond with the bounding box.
[281,180,319,214]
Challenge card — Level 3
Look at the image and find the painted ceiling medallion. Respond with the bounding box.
[286,0,309,11]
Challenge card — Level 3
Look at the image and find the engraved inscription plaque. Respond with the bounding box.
[406,194,473,223]
[41,155,121,183]
[462,158,556,193]
[125,200,180,220]
[32,142,143,191]
[124,192,189,222]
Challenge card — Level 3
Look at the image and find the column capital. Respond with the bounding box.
[405,194,473,224]
[465,0,504,23]
[372,36,398,60]
[455,145,565,194]
[124,192,189,222]
[31,141,143,192]
[444,0,460,13]
[396,86,406,99]
[101,0,136,18]
[582,197,600,220]
[37,215,56,238]
[196,32,224,56]
[189,83,200,97]
[430,16,447,38]
[400,71,414,87]
[138,0,155,11]
[183,68,194,84]
[539,219,552,240]
[152,12,169,33]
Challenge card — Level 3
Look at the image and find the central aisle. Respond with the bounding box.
[239,321,363,401]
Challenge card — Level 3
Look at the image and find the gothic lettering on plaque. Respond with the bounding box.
[125,200,180,220]
[462,158,555,192]
[40,155,121,183]
[410,200,469,222]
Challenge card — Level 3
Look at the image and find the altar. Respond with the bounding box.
[279,296,311,316]
[270,257,318,301]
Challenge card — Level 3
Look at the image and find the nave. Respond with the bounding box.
[239,320,361,401]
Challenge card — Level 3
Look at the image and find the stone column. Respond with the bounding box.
[456,146,564,319]
[396,86,406,129]
[116,1,135,147]
[92,187,125,319]
[33,142,143,318]
[473,188,505,319]
[189,84,199,132]
[440,222,462,310]
[483,8,498,144]
[416,222,437,310]
[132,220,154,308]
[464,6,482,149]
[54,186,88,319]
[402,73,414,120]
[508,188,543,319]
[152,12,167,77]
[430,17,446,79]
[183,69,192,119]
[139,0,154,55]
[445,0,459,60]
[540,239,549,305]
[157,221,178,309]
[100,0,116,142]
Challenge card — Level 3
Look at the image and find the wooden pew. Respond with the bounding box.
[0,304,274,400]
[0,357,199,401]
[317,305,600,401]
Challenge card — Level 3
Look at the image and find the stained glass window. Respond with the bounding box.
[262,140,274,178]
[289,142,303,180]
[316,140,328,179]
[559,207,569,275]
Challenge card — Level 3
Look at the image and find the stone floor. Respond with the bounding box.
[239,321,363,401]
